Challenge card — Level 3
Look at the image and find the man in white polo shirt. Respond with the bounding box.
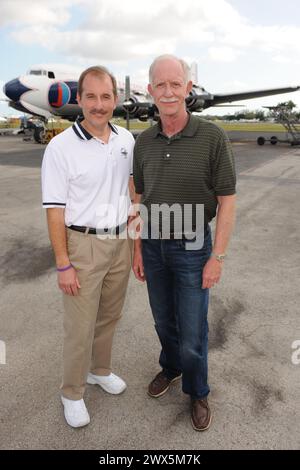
[41,66,134,428]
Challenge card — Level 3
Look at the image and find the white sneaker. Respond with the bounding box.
[61,396,90,428]
[87,372,127,394]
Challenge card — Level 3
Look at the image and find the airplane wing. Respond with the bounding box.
[124,85,300,115]
[204,86,300,109]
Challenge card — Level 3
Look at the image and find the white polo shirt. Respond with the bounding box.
[41,119,134,229]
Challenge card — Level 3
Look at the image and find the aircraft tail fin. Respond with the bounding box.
[190,62,198,85]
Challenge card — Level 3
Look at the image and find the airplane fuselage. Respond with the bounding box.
[3,70,151,121]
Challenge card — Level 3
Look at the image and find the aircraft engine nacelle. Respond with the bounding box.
[186,89,205,112]
[186,86,214,112]
[122,93,149,119]
[115,89,150,119]
[48,81,78,110]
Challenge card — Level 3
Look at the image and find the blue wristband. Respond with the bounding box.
[57,263,73,272]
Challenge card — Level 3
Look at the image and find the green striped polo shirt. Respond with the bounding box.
[133,113,236,229]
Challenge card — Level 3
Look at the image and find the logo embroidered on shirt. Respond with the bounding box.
[120,147,128,158]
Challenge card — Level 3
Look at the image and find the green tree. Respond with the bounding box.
[277,100,296,110]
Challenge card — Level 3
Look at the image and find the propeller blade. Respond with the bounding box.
[125,76,130,130]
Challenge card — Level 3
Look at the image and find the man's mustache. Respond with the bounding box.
[90,109,107,115]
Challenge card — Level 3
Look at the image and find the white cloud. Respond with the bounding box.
[208,46,241,63]
[2,0,300,67]
[0,0,241,63]
[221,79,251,91]
[0,0,79,27]
[273,55,292,64]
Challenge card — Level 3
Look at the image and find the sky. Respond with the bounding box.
[1,0,300,117]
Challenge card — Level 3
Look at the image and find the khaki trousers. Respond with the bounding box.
[61,228,132,400]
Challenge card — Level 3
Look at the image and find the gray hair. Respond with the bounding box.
[149,54,191,85]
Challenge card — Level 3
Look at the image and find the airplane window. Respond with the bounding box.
[29,70,42,75]
[48,71,55,79]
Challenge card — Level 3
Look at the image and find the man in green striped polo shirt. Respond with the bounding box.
[132,55,236,431]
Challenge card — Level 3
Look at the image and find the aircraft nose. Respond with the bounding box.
[3,78,32,102]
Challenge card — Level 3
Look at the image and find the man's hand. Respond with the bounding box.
[202,257,223,289]
[58,266,81,296]
[133,248,145,282]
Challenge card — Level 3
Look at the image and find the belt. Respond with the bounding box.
[146,226,209,240]
[68,222,127,235]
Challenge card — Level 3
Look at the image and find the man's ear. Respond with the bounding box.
[113,94,118,110]
[147,83,153,96]
[186,80,193,96]
[76,93,81,107]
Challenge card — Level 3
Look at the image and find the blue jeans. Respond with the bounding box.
[142,227,212,399]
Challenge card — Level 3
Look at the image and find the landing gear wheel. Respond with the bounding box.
[34,126,45,144]
[270,136,278,145]
[257,136,265,146]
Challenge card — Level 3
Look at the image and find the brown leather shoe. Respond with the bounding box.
[148,371,182,398]
[191,397,212,431]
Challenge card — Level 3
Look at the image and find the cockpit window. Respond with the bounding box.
[28,69,50,76]
[48,71,55,79]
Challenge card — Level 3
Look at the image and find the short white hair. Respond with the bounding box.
[149,54,191,85]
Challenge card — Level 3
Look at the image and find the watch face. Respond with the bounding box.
[212,253,226,261]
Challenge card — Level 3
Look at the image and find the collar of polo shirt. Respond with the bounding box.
[152,111,199,140]
[72,116,118,141]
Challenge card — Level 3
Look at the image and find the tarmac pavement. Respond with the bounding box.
[0,135,299,450]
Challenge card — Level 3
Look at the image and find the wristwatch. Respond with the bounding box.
[211,252,226,262]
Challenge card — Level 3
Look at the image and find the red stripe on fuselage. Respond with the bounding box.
[52,84,63,107]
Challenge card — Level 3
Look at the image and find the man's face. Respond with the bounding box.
[148,59,192,117]
[77,73,117,129]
